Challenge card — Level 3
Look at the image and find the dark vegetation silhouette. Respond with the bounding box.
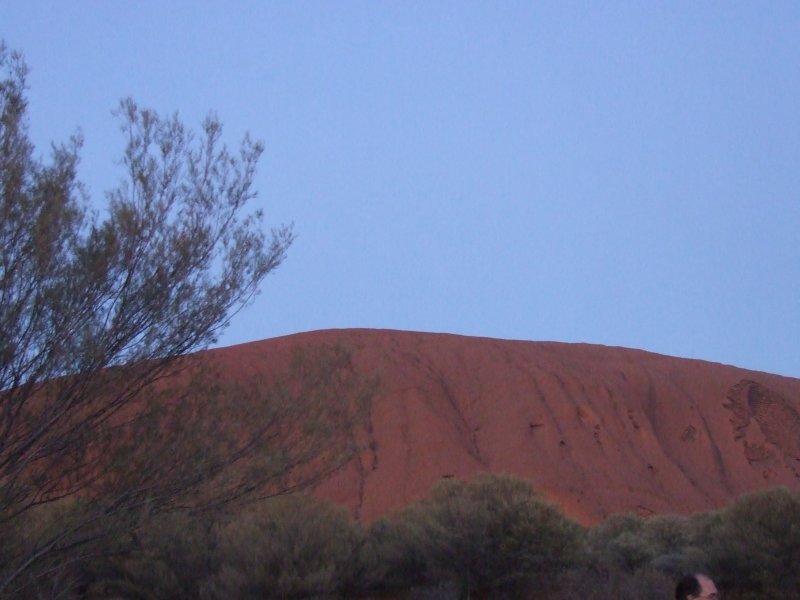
[361,474,583,599]
[10,475,799,600]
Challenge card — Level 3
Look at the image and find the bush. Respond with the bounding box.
[360,515,430,593]
[81,494,362,600]
[81,509,217,599]
[370,473,584,599]
[585,513,652,574]
[706,487,800,599]
[201,495,362,599]
[0,499,92,600]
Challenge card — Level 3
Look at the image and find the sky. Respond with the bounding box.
[2,2,799,378]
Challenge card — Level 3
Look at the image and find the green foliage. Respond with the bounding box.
[0,498,93,600]
[83,495,362,600]
[574,489,800,598]
[372,473,584,599]
[82,510,217,600]
[587,512,707,579]
[586,513,652,573]
[360,514,430,593]
[204,495,362,599]
[706,487,800,599]
[12,474,800,600]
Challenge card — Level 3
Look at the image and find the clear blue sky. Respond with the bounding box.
[3,2,799,377]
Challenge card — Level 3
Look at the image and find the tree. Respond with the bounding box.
[585,513,656,575]
[81,494,363,600]
[707,487,800,598]
[203,494,363,600]
[0,42,355,596]
[382,473,584,599]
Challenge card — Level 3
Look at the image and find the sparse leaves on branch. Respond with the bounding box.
[0,42,313,596]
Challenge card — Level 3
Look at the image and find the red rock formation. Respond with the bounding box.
[206,329,800,525]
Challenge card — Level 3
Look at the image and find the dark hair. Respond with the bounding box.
[675,574,701,600]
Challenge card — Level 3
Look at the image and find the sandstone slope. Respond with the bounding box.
[207,329,800,525]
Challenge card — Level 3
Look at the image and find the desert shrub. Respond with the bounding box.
[562,512,713,600]
[360,515,430,593]
[649,545,709,581]
[578,488,800,599]
[585,511,709,583]
[0,498,93,600]
[200,494,362,600]
[81,494,362,600]
[585,513,653,574]
[372,473,584,599]
[640,514,710,578]
[640,515,690,555]
[705,487,800,599]
[79,508,218,599]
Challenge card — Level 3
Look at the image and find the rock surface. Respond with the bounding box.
[207,328,800,525]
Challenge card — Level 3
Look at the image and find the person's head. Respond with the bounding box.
[675,574,719,600]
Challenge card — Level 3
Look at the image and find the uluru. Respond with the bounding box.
[205,328,800,526]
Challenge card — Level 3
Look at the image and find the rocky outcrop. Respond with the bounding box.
[208,329,800,525]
